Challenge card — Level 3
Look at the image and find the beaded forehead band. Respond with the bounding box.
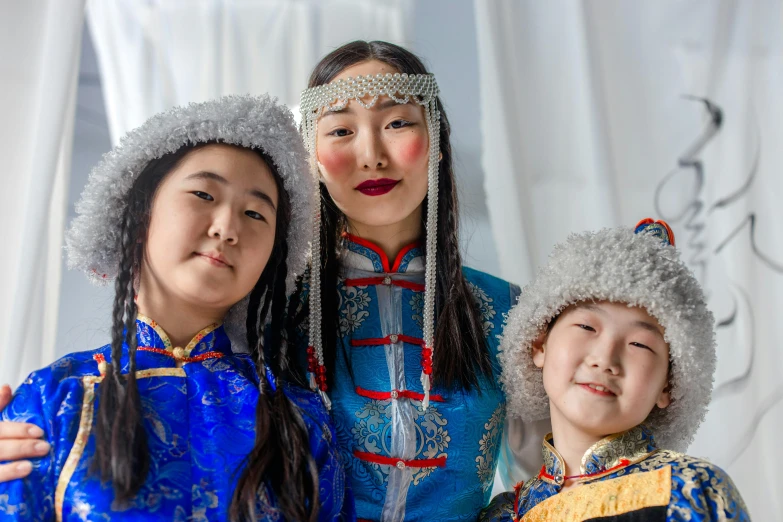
[300,73,441,409]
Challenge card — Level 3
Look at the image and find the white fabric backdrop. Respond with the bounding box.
[0,1,85,387]
[476,0,783,518]
[87,0,413,144]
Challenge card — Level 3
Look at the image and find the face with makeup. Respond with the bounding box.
[533,301,671,438]
[141,144,279,316]
[315,60,431,232]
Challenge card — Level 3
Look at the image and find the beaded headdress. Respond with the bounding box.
[498,219,716,452]
[65,95,314,351]
[300,73,441,409]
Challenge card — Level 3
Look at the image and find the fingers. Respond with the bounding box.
[0,387,42,483]
[0,461,33,482]
[0,385,10,411]
[0,422,44,439]
[0,438,50,461]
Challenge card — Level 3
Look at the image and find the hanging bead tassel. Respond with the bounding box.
[306,345,318,390]
[420,98,441,412]
[306,116,331,410]
[316,364,332,409]
[420,345,434,410]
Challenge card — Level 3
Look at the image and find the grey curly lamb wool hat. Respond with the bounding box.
[498,219,716,452]
[64,94,314,350]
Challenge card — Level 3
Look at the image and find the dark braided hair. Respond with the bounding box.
[294,40,492,392]
[92,142,318,518]
[92,147,184,504]
[231,156,319,522]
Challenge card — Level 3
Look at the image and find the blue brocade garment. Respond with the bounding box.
[480,425,750,522]
[292,234,520,522]
[0,315,354,521]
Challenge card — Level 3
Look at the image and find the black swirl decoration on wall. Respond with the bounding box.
[654,96,783,465]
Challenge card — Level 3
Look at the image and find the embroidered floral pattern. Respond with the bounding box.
[476,404,506,491]
[353,399,449,486]
[338,285,372,336]
[409,292,424,329]
[469,282,496,337]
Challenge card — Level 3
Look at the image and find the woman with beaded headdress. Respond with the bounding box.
[288,40,542,521]
[0,95,352,520]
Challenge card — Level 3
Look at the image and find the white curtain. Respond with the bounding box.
[0,1,85,386]
[87,0,413,144]
[476,0,783,518]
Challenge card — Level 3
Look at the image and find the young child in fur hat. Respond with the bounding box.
[481,219,749,521]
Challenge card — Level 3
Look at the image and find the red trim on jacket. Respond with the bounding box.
[353,450,447,469]
[137,346,225,363]
[392,241,422,272]
[342,231,423,273]
[343,276,425,292]
[350,335,424,347]
[355,386,445,403]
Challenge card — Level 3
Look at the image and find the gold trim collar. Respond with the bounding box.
[540,425,658,485]
[136,313,222,358]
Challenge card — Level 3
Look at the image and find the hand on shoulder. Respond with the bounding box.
[0,384,49,483]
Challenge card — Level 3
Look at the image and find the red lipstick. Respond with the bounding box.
[355,178,400,196]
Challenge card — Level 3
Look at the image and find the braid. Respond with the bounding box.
[231,157,318,522]
[113,257,149,498]
[92,201,150,504]
[93,209,133,481]
[268,243,289,369]
[245,276,266,361]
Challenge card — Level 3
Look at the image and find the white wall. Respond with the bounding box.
[411,0,501,278]
[54,26,113,358]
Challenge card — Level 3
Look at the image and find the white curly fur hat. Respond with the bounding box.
[498,219,716,452]
[65,94,314,351]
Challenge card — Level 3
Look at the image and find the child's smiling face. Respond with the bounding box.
[533,301,671,439]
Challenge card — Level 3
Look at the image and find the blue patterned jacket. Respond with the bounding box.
[480,425,749,521]
[0,315,353,521]
[292,234,520,521]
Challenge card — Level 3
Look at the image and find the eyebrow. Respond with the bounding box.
[184,171,276,211]
[319,97,407,119]
[579,302,604,314]
[578,302,665,338]
[633,320,666,339]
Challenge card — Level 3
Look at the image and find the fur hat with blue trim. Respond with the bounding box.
[498,219,716,452]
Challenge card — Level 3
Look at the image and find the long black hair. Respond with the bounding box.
[91,141,318,520]
[293,40,492,393]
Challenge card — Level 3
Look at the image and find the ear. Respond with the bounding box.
[656,384,671,409]
[531,330,547,369]
[316,160,328,181]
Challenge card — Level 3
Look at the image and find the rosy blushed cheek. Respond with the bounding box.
[394,133,429,166]
[317,146,354,178]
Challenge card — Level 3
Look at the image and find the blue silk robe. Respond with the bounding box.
[292,234,520,521]
[0,315,353,521]
[480,425,749,521]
